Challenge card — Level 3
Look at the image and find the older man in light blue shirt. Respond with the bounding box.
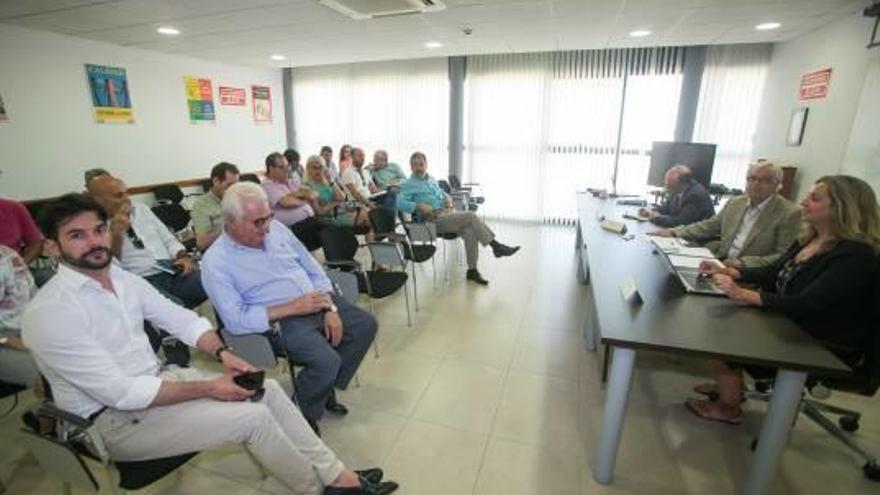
[201,182,377,429]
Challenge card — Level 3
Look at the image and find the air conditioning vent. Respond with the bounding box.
[319,0,446,20]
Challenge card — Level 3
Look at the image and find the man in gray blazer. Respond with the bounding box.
[651,162,801,269]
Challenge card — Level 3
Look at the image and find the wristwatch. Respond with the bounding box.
[214,345,233,362]
[327,303,338,313]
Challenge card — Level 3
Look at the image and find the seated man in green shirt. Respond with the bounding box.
[397,152,520,285]
[191,162,240,251]
[368,150,407,190]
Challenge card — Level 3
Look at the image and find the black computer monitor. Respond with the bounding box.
[647,141,717,188]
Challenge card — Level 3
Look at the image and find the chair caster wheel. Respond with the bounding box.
[839,416,859,432]
[863,462,880,481]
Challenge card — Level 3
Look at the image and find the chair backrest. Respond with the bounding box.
[438,179,452,194]
[326,269,359,304]
[240,173,261,184]
[448,175,462,189]
[153,185,184,204]
[856,265,880,394]
[200,179,213,193]
[368,242,405,269]
[319,226,360,262]
[219,329,278,369]
[151,204,191,232]
[368,208,397,240]
[404,222,437,243]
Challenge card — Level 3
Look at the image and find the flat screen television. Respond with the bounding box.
[647,141,717,188]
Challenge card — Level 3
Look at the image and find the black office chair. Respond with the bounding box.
[319,226,410,327]
[19,380,252,494]
[746,277,880,481]
[151,185,197,252]
[440,178,479,212]
[448,174,484,205]
[153,185,185,205]
[369,209,437,310]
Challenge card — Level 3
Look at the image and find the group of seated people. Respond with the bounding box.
[639,162,880,425]
[0,145,525,494]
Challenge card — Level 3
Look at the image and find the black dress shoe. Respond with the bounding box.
[491,243,520,258]
[323,479,399,495]
[326,394,349,416]
[466,269,489,285]
[354,468,383,484]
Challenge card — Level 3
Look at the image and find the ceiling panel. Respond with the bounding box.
[0,0,871,68]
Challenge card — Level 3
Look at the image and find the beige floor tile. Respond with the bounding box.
[474,437,581,495]
[320,408,408,469]
[336,350,442,417]
[492,370,586,458]
[413,359,506,434]
[512,328,583,381]
[383,420,489,495]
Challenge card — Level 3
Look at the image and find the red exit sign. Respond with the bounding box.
[799,68,832,100]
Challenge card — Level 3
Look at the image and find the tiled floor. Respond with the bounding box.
[1,222,879,494]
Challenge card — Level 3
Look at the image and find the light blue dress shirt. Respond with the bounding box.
[200,219,333,334]
[396,174,447,214]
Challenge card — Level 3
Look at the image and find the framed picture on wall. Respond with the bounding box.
[787,107,809,146]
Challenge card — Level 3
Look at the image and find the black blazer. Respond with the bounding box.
[740,239,879,363]
[651,181,715,228]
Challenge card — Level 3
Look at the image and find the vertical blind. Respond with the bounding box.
[464,47,684,222]
[694,44,772,188]
[292,58,449,177]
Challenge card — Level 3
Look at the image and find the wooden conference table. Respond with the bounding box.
[574,192,850,495]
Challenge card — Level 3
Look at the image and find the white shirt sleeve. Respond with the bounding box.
[340,168,358,186]
[22,300,162,411]
[129,272,213,347]
[141,204,185,258]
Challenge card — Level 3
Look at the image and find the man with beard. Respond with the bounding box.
[22,193,399,495]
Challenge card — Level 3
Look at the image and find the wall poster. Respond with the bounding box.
[252,85,272,123]
[185,76,216,123]
[85,64,134,124]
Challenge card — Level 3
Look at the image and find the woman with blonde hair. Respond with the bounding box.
[686,175,880,424]
[303,155,370,232]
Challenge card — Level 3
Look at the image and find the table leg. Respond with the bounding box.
[593,346,636,484]
[583,285,596,352]
[740,368,806,495]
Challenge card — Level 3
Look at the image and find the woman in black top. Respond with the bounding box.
[686,175,880,424]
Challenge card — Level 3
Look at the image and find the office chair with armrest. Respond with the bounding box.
[19,383,264,494]
[448,174,484,205]
[240,173,261,184]
[151,185,197,253]
[745,278,880,481]
[320,227,410,328]
[368,209,437,310]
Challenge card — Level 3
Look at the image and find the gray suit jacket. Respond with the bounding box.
[670,194,801,269]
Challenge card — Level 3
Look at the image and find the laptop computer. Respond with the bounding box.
[652,241,726,296]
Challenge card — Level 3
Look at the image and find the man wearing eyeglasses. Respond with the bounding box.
[650,161,801,270]
[201,182,377,435]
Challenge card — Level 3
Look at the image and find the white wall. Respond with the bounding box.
[0,24,286,201]
[842,59,880,191]
[752,13,880,197]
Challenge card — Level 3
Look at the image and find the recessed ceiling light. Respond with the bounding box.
[755,22,781,31]
[629,30,652,38]
[424,41,443,49]
[270,54,286,61]
[156,26,180,36]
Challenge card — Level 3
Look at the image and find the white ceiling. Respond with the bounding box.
[0,0,871,69]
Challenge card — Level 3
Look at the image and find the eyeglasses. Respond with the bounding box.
[127,227,145,249]
[252,213,274,229]
[746,176,776,184]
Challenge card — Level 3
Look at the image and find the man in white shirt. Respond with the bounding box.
[87,176,206,309]
[341,148,396,213]
[22,193,398,495]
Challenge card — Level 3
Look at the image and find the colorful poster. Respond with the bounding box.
[85,64,134,124]
[219,86,246,106]
[0,93,7,122]
[252,85,272,123]
[799,68,832,100]
[185,76,215,123]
